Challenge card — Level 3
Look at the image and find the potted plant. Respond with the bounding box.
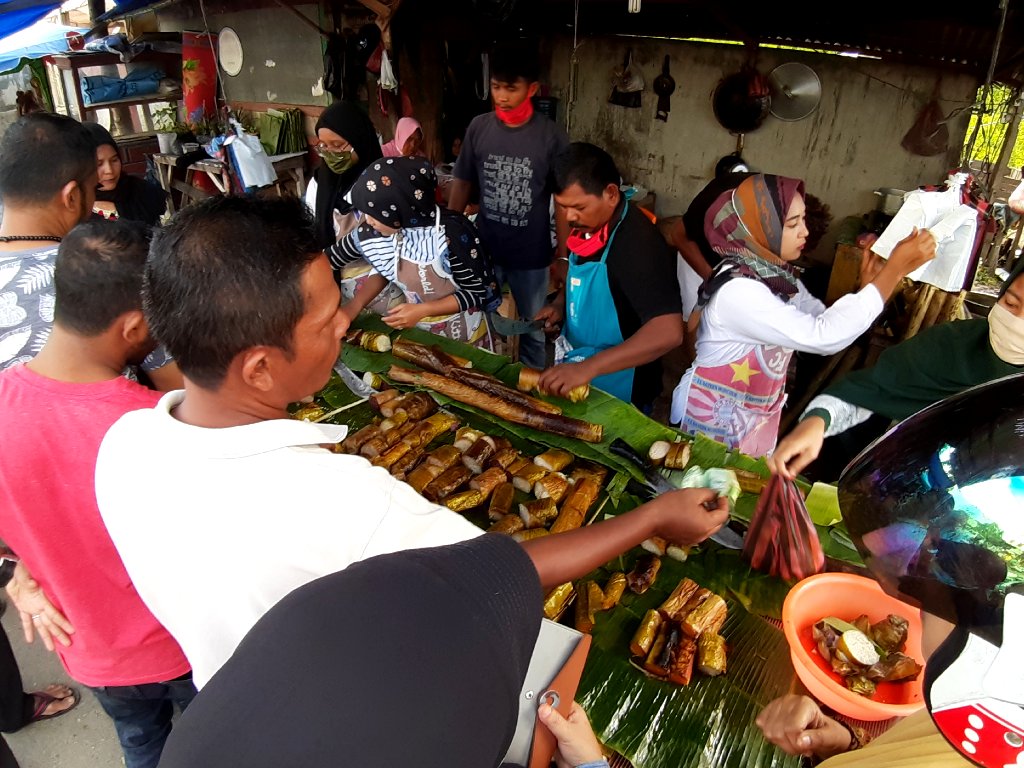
[153,104,185,155]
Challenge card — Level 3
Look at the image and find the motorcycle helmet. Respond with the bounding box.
[838,372,1024,767]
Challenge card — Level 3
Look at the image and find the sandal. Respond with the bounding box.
[28,684,79,724]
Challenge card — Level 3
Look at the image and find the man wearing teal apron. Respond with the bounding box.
[535,143,683,410]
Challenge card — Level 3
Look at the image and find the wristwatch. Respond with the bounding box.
[0,555,19,589]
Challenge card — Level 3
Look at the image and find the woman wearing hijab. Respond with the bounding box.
[82,123,166,226]
[669,173,936,457]
[307,101,383,248]
[769,262,1024,481]
[327,156,500,348]
[380,116,426,159]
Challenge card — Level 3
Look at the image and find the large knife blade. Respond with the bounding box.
[333,359,376,399]
[486,312,546,337]
[608,437,745,550]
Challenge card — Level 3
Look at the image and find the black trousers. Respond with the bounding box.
[0,628,27,768]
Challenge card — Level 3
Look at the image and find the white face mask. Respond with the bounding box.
[988,301,1024,365]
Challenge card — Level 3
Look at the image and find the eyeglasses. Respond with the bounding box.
[314,143,352,157]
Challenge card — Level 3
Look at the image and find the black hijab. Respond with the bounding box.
[313,101,383,248]
[156,534,543,768]
[83,122,166,227]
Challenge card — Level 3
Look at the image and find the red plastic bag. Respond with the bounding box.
[742,475,825,581]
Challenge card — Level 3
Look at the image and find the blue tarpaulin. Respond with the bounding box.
[0,20,88,74]
[0,2,62,45]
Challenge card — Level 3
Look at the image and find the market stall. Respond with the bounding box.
[300,315,877,768]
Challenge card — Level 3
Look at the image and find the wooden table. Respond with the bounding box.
[153,150,309,213]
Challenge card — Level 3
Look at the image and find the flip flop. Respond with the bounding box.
[28,685,80,724]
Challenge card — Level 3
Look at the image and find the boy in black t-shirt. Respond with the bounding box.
[449,40,569,368]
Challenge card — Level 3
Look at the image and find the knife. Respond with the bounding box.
[333,359,376,399]
[486,312,547,337]
[608,437,745,550]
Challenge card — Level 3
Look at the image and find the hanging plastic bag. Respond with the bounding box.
[609,49,644,109]
[380,49,398,93]
[224,118,275,190]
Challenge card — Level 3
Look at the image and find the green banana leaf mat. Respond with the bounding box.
[308,317,868,768]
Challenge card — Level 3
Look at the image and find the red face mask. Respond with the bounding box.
[494,96,534,126]
[567,223,610,258]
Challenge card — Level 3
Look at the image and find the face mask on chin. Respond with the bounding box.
[988,301,1024,365]
[323,150,356,175]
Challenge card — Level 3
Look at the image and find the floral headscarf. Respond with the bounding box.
[697,174,805,306]
[348,156,437,230]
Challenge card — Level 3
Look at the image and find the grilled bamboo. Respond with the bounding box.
[443,489,484,512]
[487,482,516,520]
[642,536,667,556]
[677,588,711,622]
[519,497,558,528]
[390,447,425,478]
[422,465,472,502]
[543,583,575,621]
[697,632,727,677]
[534,448,573,473]
[568,463,608,488]
[391,338,458,374]
[682,594,727,638]
[388,366,604,443]
[534,472,569,504]
[488,512,526,535]
[658,578,700,619]
[406,463,444,493]
[401,412,460,451]
[574,580,605,633]
[664,441,691,471]
[550,478,599,533]
[371,440,412,470]
[393,391,437,421]
[462,436,497,474]
[340,424,379,454]
[630,609,664,658]
[518,366,589,402]
[468,467,507,499]
[645,621,681,677]
[487,447,520,471]
[379,395,409,418]
[362,371,386,390]
[369,389,401,412]
[603,572,627,609]
[506,456,531,475]
[425,444,463,470]
[626,554,662,594]
[667,636,698,685]
[449,367,562,415]
[453,427,484,453]
[512,463,547,493]
[347,328,391,352]
[379,411,409,432]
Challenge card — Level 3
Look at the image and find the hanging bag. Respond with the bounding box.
[609,48,644,109]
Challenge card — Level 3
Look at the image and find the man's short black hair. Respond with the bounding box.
[553,142,622,197]
[0,113,96,206]
[144,195,321,390]
[55,219,152,336]
[489,38,540,84]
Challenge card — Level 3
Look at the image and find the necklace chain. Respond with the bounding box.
[0,235,62,243]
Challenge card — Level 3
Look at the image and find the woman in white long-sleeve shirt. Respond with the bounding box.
[670,173,936,457]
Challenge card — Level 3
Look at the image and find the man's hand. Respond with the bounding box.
[6,563,74,651]
[755,695,853,758]
[537,361,595,397]
[858,248,885,290]
[382,303,427,330]
[650,488,730,547]
[538,701,605,768]
[534,302,564,333]
[767,417,827,480]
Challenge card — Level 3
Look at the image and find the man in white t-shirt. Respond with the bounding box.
[96,195,731,688]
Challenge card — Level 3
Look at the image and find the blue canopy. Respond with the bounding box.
[0,2,61,44]
[0,19,87,74]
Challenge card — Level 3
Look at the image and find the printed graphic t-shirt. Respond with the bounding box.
[453,112,569,270]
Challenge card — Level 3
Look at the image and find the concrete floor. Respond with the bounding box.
[3,609,123,768]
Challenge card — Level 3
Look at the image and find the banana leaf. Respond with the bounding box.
[576,548,801,768]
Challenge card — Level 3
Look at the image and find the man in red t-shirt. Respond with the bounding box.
[0,220,195,768]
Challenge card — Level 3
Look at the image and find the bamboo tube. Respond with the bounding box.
[388,366,603,443]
